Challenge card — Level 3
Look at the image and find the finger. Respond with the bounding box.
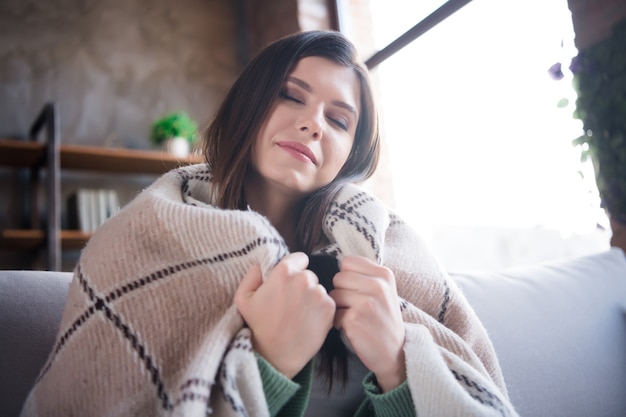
[302,269,320,285]
[234,263,263,305]
[291,269,321,289]
[332,270,367,291]
[329,288,356,308]
[333,307,347,329]
[339,255,394,284]
[341,255,382,275]
[277,252,310,275]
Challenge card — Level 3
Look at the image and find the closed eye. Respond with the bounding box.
[279,90,303,104]
[328,116,348,131]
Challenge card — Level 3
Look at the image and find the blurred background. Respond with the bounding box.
[1,0,623,271]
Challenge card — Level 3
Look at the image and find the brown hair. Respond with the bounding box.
[203,30,381,390]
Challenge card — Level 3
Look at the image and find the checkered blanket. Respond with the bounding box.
[21,164,517,417]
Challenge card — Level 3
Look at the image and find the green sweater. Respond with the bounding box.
[256,354,416,417]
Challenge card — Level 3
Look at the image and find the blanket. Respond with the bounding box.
[21,164,518,417]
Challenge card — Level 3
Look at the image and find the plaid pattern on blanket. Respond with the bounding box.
[21,164,517,417]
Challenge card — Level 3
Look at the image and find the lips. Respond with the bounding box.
[276,141,318,165]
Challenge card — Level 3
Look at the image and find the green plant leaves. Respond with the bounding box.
[557,98,569,108]
[570,18,626,217]
[151,112,199,145]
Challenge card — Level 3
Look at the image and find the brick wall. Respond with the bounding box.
[568,0,626,49]
[243,0,335,57]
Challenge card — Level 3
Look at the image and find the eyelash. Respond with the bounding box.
[279,90,302,104]
[279,89,349,131]
[329,117,348,131]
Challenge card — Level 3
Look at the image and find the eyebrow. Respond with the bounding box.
[286,76,358,117]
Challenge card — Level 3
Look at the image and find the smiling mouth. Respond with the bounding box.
[277,141,318,165]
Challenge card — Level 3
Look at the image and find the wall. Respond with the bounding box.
[243,0,334,58]
[0,0,393,270]
[0,0,244,269]
[568,0,626,49]
[0,0,242,146]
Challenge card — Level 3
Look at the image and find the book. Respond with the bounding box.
[67,188,121,232]
[96,189,108,229]
[67,189,92,232]
[106,189,120,219]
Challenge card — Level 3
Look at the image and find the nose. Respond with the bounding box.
[296,107,323,140]
[299,125,320,139]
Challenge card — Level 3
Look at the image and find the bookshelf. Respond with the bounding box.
[0,103,203,270]
[0,139,202,174]
[0,229,89,250]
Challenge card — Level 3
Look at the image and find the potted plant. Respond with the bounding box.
[567,18,626,251]
[151,111,199,158]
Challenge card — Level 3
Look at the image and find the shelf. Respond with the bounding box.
[0,229,91,250]
[0,138,45,167]
[60,144,203,174]
[0,139,203,173]
[1,111,206,270]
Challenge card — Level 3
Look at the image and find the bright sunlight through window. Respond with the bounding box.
[348,0,611,269]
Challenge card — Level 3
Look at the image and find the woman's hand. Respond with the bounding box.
[330,255,407,392]
[234,252,336,379]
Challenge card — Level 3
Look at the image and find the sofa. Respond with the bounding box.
[1,248,625,417]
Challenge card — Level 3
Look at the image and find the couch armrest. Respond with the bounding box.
[451,248,626,417]
[0,270,72,417]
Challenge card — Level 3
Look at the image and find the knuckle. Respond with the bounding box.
[365,296,378,311]
[370,277,387,294]
[303,269,318,283]
[275,259,291,274]
[292,270,315,289]
[378,265,394,282]
[321,299,336,318]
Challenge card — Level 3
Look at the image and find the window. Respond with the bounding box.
[341,0,610,270]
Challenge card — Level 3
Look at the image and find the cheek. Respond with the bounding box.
[339,142,353,167]
[327,138,354,173]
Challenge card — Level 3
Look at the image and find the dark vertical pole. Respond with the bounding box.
[46,103,61,271]
[327,0,341,31]
[28,166,39,230]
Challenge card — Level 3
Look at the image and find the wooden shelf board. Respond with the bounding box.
[0,229,91,250]
[60,144,203,174]
[0,229,45,250]
[0,140,203,267]
[59,230,92,249]
[0,140,203,174]
[0,138,44,167]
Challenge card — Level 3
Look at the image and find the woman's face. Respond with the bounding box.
[251,56,360,198]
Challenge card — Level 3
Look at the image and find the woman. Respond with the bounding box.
[211,30,407,414]
[21,31,518,417]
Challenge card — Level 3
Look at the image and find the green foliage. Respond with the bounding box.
[556,98,569,108]
[571,18,626,221]
[151,111,199,145]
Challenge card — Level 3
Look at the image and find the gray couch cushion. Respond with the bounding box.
[2,249,625,417]
[0,270,72,417]
[451,248,626,417]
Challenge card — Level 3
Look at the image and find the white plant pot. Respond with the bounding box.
[164,137,190,158]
